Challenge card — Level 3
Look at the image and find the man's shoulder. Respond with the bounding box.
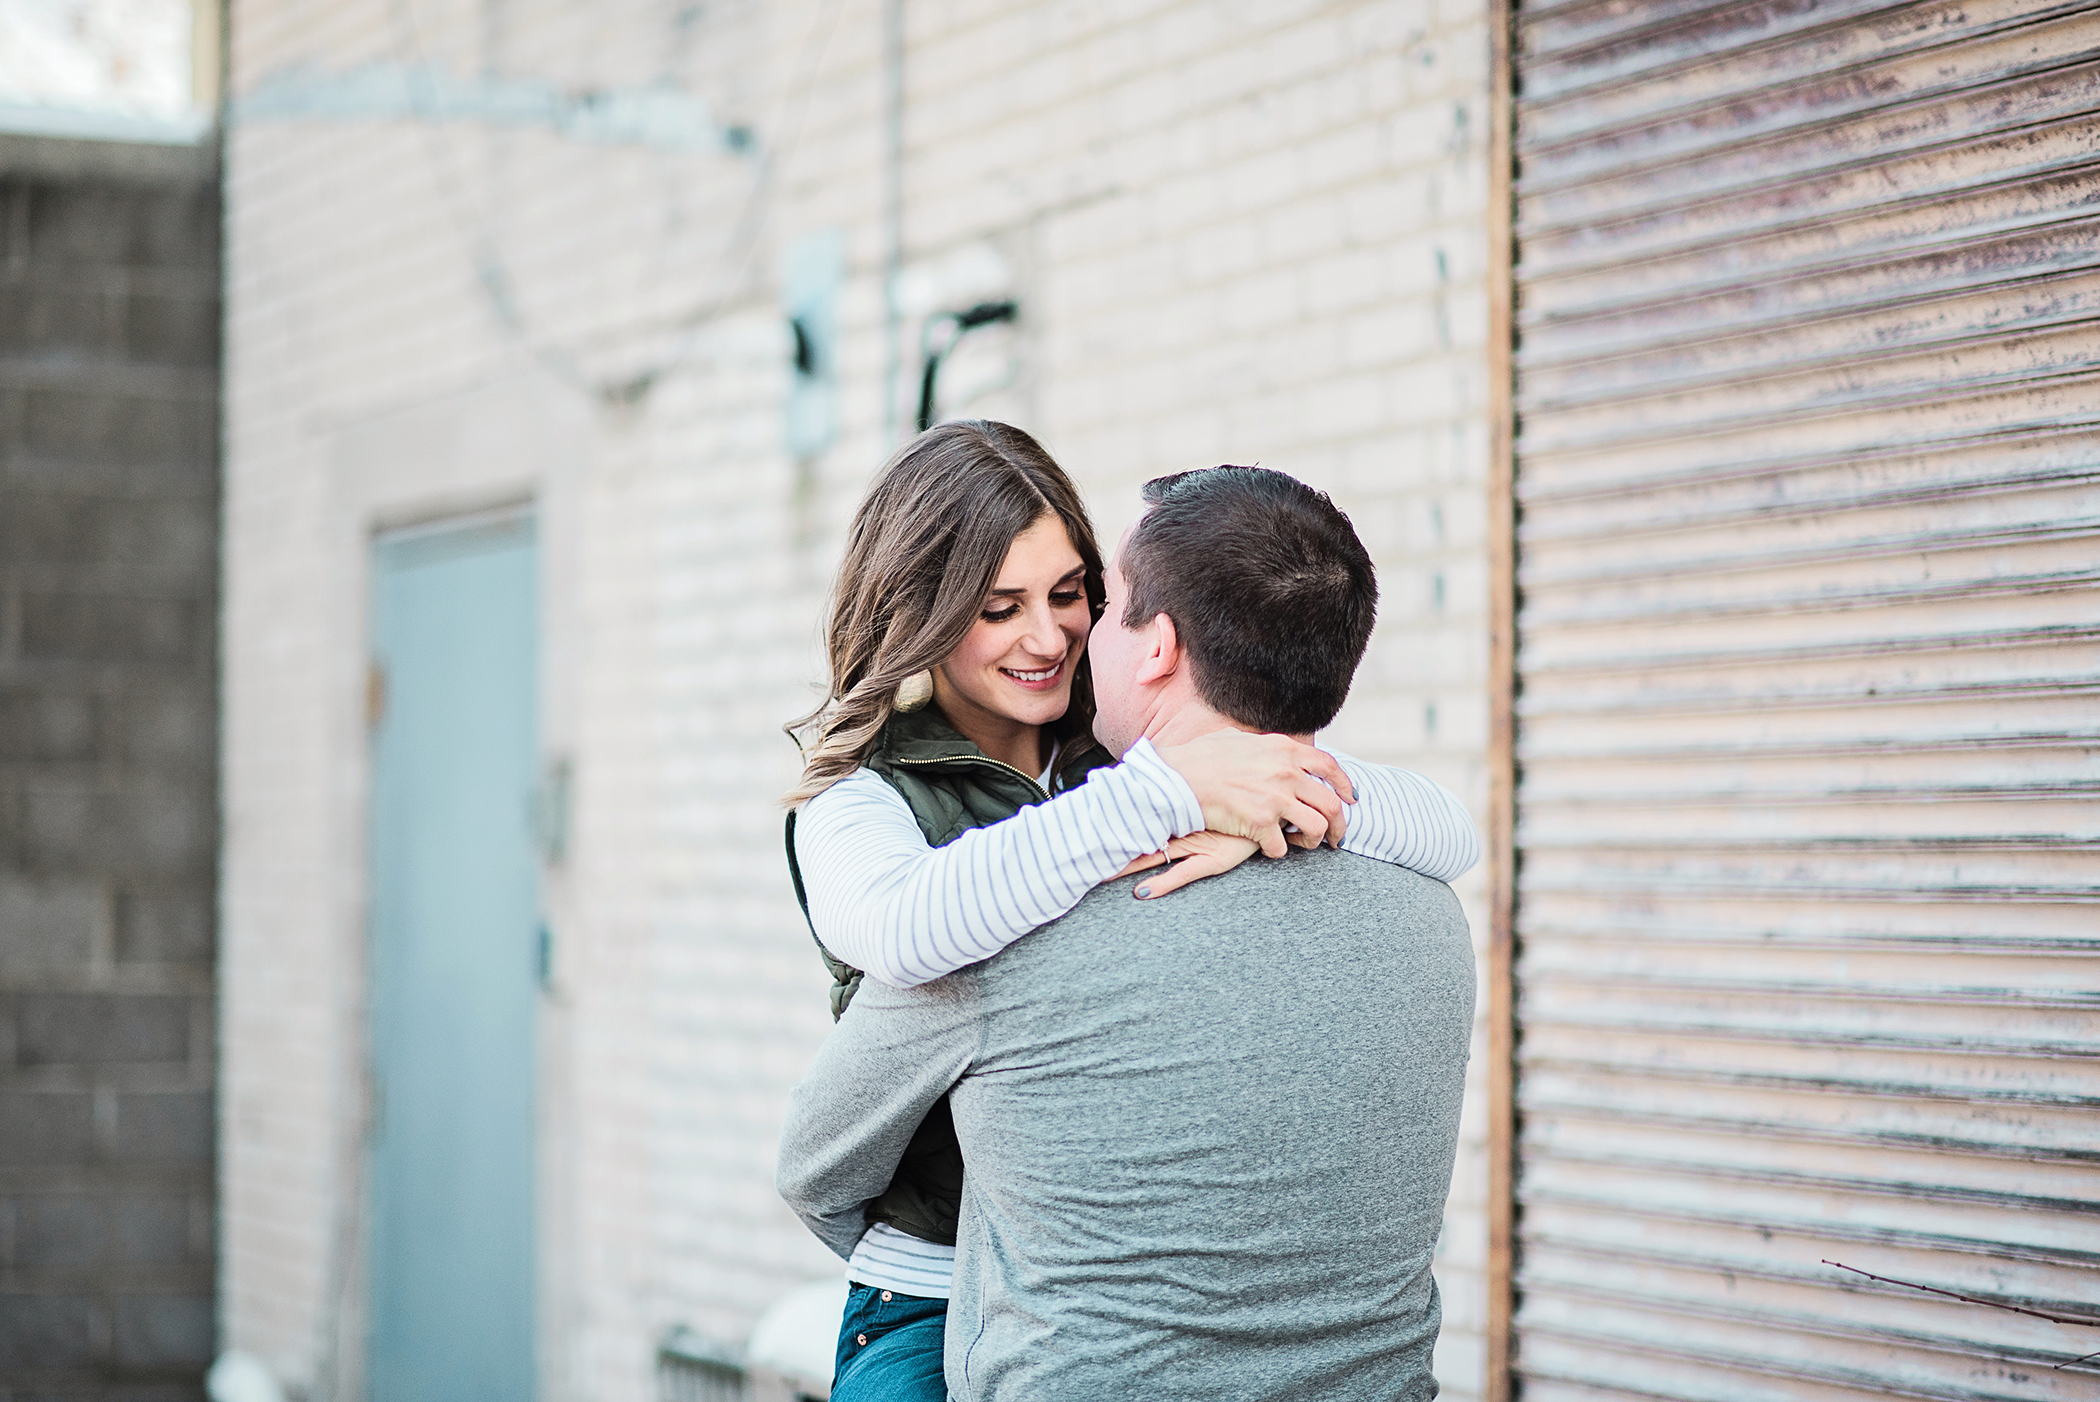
[1094,844,1457,917]
[972,846,1464,985]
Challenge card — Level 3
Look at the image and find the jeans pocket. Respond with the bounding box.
[836,1284,882,1378]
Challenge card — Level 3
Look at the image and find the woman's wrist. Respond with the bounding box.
[1153,729,1353,856]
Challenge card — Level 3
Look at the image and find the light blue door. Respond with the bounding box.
[368,513,539,1402]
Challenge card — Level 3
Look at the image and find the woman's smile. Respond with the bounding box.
[999,660,1064,689]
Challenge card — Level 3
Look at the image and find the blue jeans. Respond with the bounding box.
[831,1281,949,1402]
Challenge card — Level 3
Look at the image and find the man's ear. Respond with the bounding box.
[1134,612,1181,686]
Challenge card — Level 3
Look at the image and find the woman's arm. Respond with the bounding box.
[1327,752,1480,883]
[793,739,1205,990]
[795,738,1474,985]
[1124,754,1479,900]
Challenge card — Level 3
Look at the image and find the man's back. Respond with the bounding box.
[943,846,1473,1401]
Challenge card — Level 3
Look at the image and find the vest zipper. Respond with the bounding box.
[889,753,1050,802]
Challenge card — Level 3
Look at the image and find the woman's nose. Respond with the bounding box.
[1020,606,1065,657]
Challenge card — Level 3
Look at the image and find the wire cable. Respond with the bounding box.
[381,0,848,405]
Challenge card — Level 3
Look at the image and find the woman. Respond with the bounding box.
[785,421,1478,1402]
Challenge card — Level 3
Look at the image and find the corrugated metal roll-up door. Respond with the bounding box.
[1505,0,2100,1398]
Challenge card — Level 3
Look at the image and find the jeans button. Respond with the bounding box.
[880,1290,893,1302]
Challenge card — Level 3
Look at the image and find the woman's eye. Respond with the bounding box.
[981,604,1021,623]
[1049,591,1083,606]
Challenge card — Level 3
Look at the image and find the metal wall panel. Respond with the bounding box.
[1506,0,2100,1396]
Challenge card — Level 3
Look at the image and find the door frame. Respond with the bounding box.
[1483,1,1520,1398]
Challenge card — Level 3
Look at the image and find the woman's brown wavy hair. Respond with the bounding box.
[784,420,1105,806]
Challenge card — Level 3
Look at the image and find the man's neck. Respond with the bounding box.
[1140,700,1312,750]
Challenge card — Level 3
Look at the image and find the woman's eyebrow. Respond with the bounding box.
[987,566,1086,598]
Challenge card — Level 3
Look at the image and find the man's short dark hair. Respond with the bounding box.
[1120,466,1377,735]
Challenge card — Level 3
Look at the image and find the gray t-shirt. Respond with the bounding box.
[777,846,1475,1402]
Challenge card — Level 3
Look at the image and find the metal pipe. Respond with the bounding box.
[881,0,905,440]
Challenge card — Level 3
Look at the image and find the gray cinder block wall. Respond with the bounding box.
[0,132,220,1400]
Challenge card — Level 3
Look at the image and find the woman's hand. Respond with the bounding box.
[1155,730,1354,856]
[1115,832,1264,899]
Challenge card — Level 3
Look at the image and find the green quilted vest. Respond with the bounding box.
[785,704,1113,1246]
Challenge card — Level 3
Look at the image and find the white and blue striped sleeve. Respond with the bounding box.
[1326,750,1481,883]
[793,738,1205,990]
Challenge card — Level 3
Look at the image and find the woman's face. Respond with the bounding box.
[932,514,1092,748]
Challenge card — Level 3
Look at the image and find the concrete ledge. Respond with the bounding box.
[0,129,217,186]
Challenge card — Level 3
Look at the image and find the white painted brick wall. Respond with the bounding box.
[221,1,1496,1398]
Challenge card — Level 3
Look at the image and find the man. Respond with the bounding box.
[778,467,1476,1401]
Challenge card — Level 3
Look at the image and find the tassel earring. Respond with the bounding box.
[894,670,935,712]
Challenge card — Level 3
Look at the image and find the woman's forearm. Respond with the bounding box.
[794,740,1204,988]
[1327,751,1481,882]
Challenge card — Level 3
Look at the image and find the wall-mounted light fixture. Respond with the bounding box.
[917,300,1018,432]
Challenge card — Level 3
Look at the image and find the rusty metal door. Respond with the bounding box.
[1500,0,2100,1396]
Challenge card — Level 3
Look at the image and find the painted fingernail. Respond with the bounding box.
[1135,886,1152,899]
